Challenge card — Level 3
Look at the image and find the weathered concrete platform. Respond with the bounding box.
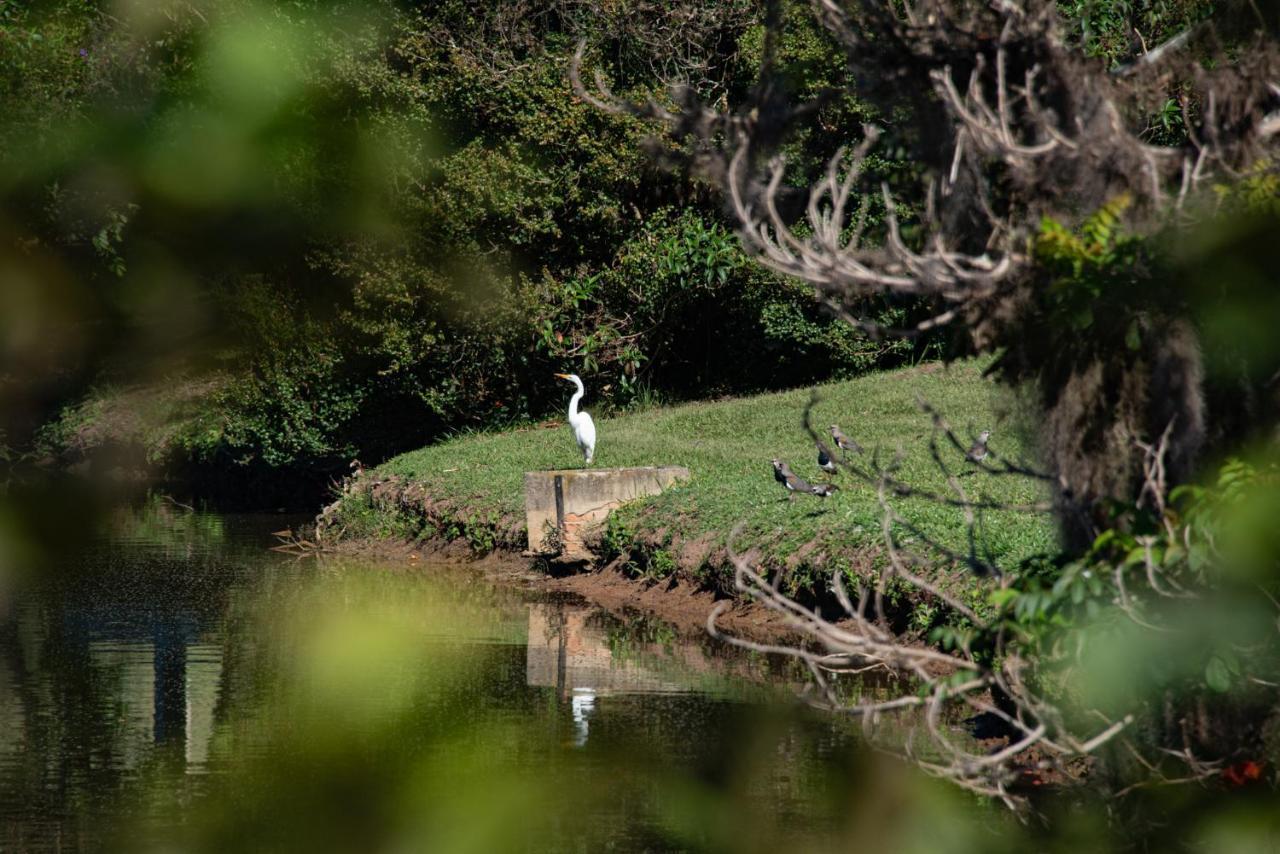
[524,465,690,556]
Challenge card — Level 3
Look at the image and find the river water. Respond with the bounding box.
[1,503,934,852]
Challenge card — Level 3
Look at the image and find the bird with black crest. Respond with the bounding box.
[830,425,862,458]
[772,459,837,501]
[817,444,837,479]
[965,430,991,464]
[771,459,809,500]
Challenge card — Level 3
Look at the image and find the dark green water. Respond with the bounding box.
[1,504,930,853]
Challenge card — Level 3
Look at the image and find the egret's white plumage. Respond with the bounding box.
[555,373,596,465]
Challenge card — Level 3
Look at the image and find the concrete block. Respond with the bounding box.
[523,465,690,556]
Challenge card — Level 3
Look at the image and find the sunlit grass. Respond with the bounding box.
[353,358,1056,592]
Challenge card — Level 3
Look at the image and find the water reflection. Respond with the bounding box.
[0,504,936,852]
[527,604,686,697]
[527,604,708,750]
[0,508,260,850]
[76,637,222,771]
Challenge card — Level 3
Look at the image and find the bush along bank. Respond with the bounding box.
[12,2,929,498]
[313,359,1058,636]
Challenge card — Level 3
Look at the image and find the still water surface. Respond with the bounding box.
[1,504,896,852]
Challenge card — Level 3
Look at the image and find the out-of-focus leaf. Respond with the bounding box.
[1205,656,1232,693]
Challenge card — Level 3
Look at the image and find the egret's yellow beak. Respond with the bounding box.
[554,373,571,380]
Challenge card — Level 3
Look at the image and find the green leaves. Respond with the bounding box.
[1080,194,1130,250]
[1204,655,1233,693]
[1034,195,1148,336]
[7,0,922,486]
[1057,0,1213,68]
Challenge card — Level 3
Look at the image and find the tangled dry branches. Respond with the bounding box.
[705,399,1126,809]
[573,0,1280,337]
[569,0,1280,809]
[707,400,1278,810]
[574,0,1280,545]
[409,0,756,97]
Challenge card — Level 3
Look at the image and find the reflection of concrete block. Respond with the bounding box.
[0,659,25,764]
[185,643,223,768]
[524,466,690,556]
[87,640,155,770]
[524,603,682,695]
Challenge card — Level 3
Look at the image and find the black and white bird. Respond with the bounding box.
[810,482,839,499]
[965,430,991,463]
[830,425,862,458]
[817,445,837,477]
[772,459,838,501]
[771,459,813,499]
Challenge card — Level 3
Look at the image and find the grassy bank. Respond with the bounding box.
[323,359,1057,622]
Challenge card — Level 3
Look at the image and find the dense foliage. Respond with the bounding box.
[0,0,918,496]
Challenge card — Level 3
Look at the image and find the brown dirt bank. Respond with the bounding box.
[326,536,815,645]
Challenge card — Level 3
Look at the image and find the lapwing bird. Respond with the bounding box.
[771,459,815,500]
[965,430,991,463]
[830,425,862,458]
[817,445,837,478]
[810,483,839,499]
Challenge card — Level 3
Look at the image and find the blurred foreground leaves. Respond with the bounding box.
[130,562,1021,854]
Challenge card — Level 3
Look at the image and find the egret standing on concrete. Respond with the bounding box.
[555,373,596,466]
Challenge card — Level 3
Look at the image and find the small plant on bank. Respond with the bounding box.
[463,514,498,556]
[539,520,565,556]
[645,548,678,581]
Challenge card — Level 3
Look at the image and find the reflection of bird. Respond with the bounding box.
[830,425,862,458]
[571,687,595,748]
[965,430,991,463]
[555,373,596,466]
[817,445,837,477]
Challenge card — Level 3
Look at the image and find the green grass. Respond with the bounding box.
[332,359,1057,600]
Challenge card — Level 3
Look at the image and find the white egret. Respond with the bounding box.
[554,373,596,466]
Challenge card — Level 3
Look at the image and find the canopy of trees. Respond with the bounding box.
[1,0,931,500]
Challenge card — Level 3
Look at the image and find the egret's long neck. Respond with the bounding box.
[567,381,584,420]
